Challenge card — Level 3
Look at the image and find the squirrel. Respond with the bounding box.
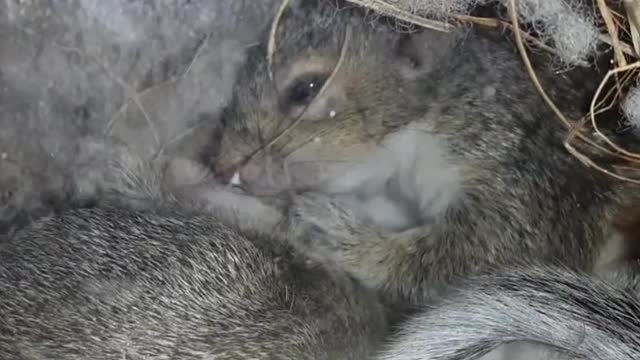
[6,146,637,359]
[0,143,387,359]
[208,0,640,310]
[5,1,639,358]
[376,260,640,360]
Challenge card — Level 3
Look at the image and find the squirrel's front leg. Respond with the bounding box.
[281,192,510,306]
[283,192,441,305]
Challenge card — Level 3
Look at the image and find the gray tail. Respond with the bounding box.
[376,264,640,360]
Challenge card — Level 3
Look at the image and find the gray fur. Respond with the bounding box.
[0,146,387,359]
[0,0,280,237]
[377,262,640,360]
[210,0,639,311]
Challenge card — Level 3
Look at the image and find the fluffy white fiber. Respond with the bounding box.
[623,85,640,133]
[509,0,600,66]
[351,0,601,65]
[404,0,479,19]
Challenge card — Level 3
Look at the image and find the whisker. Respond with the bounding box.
[286,159,357,164]
[233,17,358,170]
[281,126,336,159]
[256,120,266,148]
[400,126,436,135]
[243,12,352,169]
[263,25,352,152]
[282,157,294,195]
[264,151,275,188]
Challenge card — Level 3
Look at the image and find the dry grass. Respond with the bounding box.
[346,0,640,184]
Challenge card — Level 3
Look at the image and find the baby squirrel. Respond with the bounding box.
[209,0,640,309]
[0,144,386,359]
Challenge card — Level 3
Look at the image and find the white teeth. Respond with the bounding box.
[230,171,242,186]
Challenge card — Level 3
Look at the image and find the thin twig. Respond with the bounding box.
[564,143,640,184]
[596,33,636,57]
[509,0,640,183]
[453,15,559,56]
[131,96,161,147]
[504,0,615,159]
[590,62,640,160]
[624,0,640,56]
[268,0,291,82]
[598,0,627,67]
[52,44,160,146]
[345,0,452,32]
[101,34,209,144]
[265,25,352,150]
[507,0,572,129]
[151,124,200,160]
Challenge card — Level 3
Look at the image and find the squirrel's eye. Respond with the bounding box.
[285,74,327,107]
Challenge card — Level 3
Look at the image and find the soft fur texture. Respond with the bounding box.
[209,0,637,311]
[0,147,387,359]
[0,0,605,238]
[3,1,638,359]
[377,262,640,360]
[0,0,279,237]
[0,0,612,241]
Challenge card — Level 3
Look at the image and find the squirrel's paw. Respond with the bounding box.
[284,192,372,267]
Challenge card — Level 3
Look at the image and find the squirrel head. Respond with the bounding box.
[210,0,460,197]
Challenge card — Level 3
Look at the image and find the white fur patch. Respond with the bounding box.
[230,171,242,186]
[338,194,417,232]
[325,124,462,228]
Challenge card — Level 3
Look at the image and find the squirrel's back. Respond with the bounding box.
[0,206,385,359]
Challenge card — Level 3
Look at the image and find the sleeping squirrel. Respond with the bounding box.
[209,0,640,310]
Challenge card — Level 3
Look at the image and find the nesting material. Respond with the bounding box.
[349,0,640,183]
[347,0,601,66]
[388,0,477,19]
[0,0,281,236]
[509,0,600,65]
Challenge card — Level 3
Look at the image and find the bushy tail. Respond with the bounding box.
[377,264,640,360]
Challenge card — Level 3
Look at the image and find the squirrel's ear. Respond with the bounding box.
[393,28,459,79]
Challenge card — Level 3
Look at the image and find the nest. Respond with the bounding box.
[346,0,640,184]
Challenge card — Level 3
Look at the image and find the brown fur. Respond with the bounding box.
[209,0,640,309]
